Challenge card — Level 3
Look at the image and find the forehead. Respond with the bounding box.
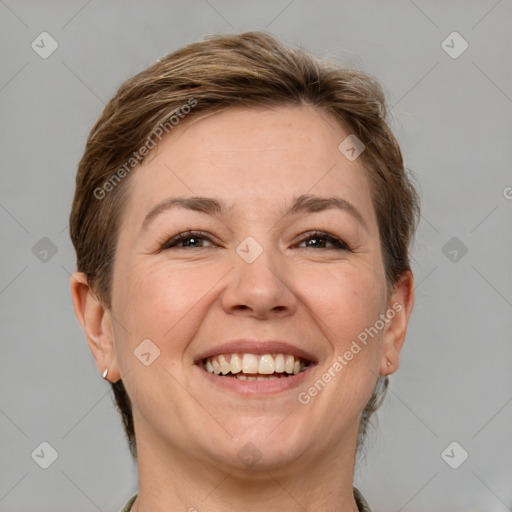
[123,105,377,227]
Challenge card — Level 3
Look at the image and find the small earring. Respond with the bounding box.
[386,361,391,367]
[102,368,109,380]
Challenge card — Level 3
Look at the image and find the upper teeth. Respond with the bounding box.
[204,353,307,376]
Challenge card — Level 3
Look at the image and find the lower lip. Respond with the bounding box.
[194,364,312,396]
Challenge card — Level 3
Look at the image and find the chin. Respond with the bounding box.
[206,416,316,473]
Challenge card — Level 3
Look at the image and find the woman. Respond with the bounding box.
[69,31,419,512]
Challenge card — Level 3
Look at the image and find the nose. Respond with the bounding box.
[220,242,298,319]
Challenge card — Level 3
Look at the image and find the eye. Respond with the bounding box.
[159,230,351,252]
[160,230,216,249]
[296,231,352,252]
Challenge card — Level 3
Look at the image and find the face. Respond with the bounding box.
[100,105,404,473]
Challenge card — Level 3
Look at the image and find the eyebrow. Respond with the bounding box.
[141,193,368,231]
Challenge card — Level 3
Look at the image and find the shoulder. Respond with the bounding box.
[119,494,137,512]
[354,487,372,512]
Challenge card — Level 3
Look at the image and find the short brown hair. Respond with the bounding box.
[70,31,420,459]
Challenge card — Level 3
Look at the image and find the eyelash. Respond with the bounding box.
[160,230,352,252]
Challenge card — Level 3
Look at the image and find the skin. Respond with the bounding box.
[71,105,414,512]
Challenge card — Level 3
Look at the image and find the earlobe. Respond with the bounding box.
[379,271,415,376]
[70,272,120,382]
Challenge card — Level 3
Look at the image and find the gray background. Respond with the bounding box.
[1,1,511,511]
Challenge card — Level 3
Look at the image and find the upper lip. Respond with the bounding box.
[194,339,318,364]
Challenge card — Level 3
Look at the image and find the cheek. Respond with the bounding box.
[296,264,384,413]
[298,261,386,344]
[114,259,226,348]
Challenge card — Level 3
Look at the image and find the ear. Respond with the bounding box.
[70,272,120,382]
[379,271,415,376]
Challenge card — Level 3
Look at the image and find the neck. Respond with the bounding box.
[131,424,361,512]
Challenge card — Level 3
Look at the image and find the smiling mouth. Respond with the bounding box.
[201,353,310,380]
